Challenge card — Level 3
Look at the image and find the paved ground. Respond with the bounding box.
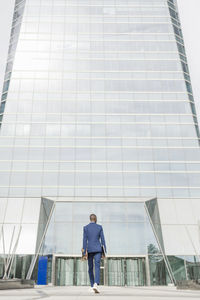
[0,286,200,300]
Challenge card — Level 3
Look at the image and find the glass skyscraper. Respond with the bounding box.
[0,0,200,286]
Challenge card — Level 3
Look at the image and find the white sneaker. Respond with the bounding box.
[93,283,100,293]
[88,287,95,293]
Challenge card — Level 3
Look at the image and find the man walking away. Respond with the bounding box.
[82,214,107,293]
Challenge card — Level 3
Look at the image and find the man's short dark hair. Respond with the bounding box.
[90,214,97,221]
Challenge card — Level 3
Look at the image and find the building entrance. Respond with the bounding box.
[55,256,146,286]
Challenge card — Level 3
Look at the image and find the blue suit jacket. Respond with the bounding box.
[82,222,106,255]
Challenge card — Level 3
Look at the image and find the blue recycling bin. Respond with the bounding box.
[37,256,48,285]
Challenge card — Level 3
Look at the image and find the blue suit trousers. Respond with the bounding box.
[87,252,101,287]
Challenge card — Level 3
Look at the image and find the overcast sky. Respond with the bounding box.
[0,0,200,120]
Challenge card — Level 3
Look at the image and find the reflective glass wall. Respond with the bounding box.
[0,197,41,255]
[42,201,159,256]
[0,0,200,199]
[149,255,200,285]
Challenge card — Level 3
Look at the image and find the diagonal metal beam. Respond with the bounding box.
[26,201,55,280]
[144,201,176,285]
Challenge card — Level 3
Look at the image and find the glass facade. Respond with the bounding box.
[0,0,200,199]
[42,201,159,255]
[0,0,200,286]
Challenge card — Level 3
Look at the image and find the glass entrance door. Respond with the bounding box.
[56,257,74,286]
[55,257,104,286]
[106,257,146,286]
[55,256,146,286]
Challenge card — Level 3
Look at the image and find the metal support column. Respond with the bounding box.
[145,255,151,286]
